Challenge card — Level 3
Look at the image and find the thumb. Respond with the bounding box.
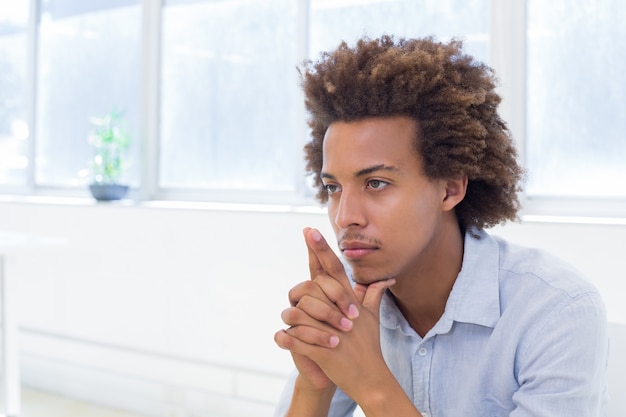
[354,279,396,319]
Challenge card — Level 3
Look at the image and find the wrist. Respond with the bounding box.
[359,386,421,417]
[294,374,337,398]
[286,377,337,417]
[350,370,422,417]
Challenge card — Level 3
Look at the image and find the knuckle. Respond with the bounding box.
[274,330,286,346]
[281,333,296,349]
[296,294,312,309]
[288,281,314,305]
[281,307,300,325]
[315,302,337,321]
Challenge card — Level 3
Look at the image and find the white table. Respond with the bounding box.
[0,231,66,417]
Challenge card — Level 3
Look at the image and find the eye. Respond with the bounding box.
[366,179,389,190]
[324,183,341,194]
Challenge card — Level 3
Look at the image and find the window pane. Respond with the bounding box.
[526,0,626,198]
[310,0,490,65]
[35,0,141,187]
[0,0,29,186]
[160,0,299,191]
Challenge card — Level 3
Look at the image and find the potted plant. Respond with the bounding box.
[88,109,131,201]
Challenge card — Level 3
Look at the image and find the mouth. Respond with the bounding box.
[340,241,379,260]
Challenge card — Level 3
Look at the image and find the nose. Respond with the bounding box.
[333,188,367,229]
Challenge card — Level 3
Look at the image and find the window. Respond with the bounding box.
[525,0,626,199]
[158,0,488,197]
[0,0,29,187]
[35,0,141,188]
[0,0,624,216]
[309,0,489,62]
[159,0,300,192]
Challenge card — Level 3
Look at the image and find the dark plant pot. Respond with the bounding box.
[89,184,129,201]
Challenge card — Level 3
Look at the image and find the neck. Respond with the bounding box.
[389,217,465,337]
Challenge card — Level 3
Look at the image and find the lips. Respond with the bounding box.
[340,240,379,259]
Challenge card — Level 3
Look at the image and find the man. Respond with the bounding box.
[274,36,608,417]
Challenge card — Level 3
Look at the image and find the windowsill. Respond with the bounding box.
[519,214,626,226]
[1,193,626,225]
[0,193,327,215]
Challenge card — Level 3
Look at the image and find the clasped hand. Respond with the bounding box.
[274,227,395,401]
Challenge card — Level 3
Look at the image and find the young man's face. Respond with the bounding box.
[321,116,453,285]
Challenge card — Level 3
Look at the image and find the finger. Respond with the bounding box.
[274,329,339,356]
[278,305,341,349]
[297,292,354,331]
[304,227,325,280]
[354,279,396,319]
[303,228,360,320]
[282,295,353,332]
[289,280,326,307]
[311,274,360,322]
[279,326,340,349]
[304,228,354,293]
[289,278,357,329]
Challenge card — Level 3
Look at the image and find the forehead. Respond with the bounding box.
[322,116,421,173]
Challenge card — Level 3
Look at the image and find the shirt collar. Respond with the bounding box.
[380,228,501,334]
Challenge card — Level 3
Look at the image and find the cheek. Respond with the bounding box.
[395,190,441,219]
[385,195,442,238]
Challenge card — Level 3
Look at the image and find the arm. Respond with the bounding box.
[512,292,609,416]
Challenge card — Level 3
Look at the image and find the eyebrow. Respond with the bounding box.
[321,164,402,180]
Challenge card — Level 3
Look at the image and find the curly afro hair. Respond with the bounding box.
[301,35,524,231]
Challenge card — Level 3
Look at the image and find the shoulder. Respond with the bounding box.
[489,232,600,300]
[473,232,608,354]
[464,231,608,415]
[465,230,606,331]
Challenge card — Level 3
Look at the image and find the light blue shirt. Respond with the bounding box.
[275,230,609,417]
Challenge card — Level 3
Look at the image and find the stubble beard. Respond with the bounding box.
[346,263,396,285]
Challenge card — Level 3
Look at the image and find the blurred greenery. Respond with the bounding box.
[89,109,131,184]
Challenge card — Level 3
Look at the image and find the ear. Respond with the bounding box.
[442,176,468,212]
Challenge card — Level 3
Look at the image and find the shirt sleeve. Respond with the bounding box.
[273,370,359,417]
[511,291,609,416]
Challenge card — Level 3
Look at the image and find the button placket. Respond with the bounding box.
[413,340,433,417]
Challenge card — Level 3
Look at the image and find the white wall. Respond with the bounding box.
[1,199,624,416]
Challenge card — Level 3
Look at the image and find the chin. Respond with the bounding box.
[351,273,395,286]
[343,262,395,285]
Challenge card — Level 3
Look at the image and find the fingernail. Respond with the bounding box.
[340,317,353,330]
[348,304,359,319]
[311,229,322,242]
[329,336,339,347]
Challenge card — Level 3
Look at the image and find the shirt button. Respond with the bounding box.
[422,413,429,417]
[418,347,427,356]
